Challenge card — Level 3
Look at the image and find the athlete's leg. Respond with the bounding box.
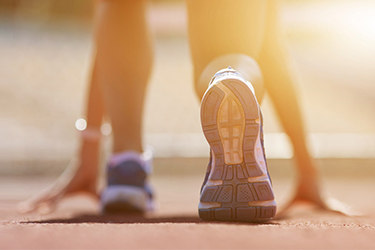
[187,0,268,100]
[187,0,277,222]
[95,0,156,213]
[95,0,153,153]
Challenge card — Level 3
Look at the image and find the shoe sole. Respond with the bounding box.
[101,186,153,214]
[199,78,276,222]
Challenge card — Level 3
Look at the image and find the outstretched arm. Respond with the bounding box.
[258,1,334,211]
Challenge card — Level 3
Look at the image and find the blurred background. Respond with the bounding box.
[0,0,374,212]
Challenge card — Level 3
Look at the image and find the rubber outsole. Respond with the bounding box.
[103,202,145,214]
[200,78,276,222]
[101,186,152,214]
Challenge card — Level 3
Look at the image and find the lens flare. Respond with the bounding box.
[75,118,87,131]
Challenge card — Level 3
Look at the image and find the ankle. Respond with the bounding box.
[195,53,265,100]
[109,148,153,174]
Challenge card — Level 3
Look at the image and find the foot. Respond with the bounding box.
[101,148,154,214]
[199,67,276,222]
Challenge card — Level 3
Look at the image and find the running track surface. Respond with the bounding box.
[1,175,374,249]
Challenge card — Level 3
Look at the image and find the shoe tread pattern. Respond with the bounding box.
[200,78,275,222]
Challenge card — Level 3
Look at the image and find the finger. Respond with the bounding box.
[324,197,362,216]
[37,201,57,214]
[17,200,38,214]
[17,190,60,214]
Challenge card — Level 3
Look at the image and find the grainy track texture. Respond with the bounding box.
[1,175,375,249]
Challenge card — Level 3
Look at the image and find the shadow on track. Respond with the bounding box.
[23,213,280,225]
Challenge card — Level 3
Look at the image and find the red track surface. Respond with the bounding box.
[1,176,374,249]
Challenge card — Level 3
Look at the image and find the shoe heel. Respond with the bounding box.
[101,186,152,213]
[200,79,276,222]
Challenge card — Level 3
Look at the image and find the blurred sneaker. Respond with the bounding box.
[199,67,276,222]
[101,148,154,213]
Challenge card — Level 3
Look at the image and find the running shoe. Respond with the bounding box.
[101,148,154,213]
[199,67,276,222]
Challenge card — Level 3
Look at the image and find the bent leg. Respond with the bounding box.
[95,0,153,153]
[186,0,268,100]
[188,0,277,222]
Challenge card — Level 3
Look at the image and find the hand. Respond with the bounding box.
[276,176,357,218]
[18,156,99,214]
